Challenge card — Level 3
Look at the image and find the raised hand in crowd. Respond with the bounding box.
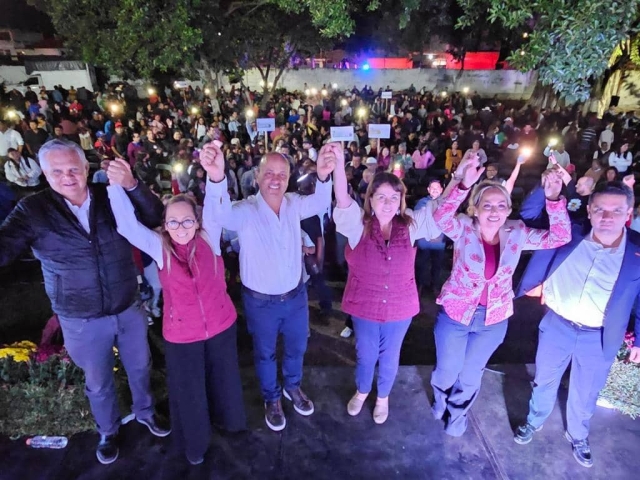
[623,173,635,190]
[316,142,340,181]
[548,154,573,186]
[200,141,226,183]
[106,158,137,190]
[541,168,563,201]
[458,153,484,189]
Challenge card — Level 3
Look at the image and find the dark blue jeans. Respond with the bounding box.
[58,302,154,436]
[527,308,614,440]
[431,306,508,436]
[352,317,412,397]
[242,283,309,402]
[415,247,445,289]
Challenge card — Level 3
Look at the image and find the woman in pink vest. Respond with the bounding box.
[430,155,570,436]
[107,166,246,465]
[331,144,442,424]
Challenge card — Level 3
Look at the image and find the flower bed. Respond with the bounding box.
[0,340,168,438]
[598,333,640,419]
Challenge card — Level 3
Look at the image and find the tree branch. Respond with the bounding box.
[225,0,268,17]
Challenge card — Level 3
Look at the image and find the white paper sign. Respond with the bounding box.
[256,118,276,132]
[381,91,393,99]
[330,126,355,142]
[368,124,391,139]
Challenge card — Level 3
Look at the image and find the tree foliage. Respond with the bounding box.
[37,0,202,79]
[457,0,640,102]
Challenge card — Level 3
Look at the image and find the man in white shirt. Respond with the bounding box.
[200,142,336,431]
[0,120,25,167]
[515,181,640,468]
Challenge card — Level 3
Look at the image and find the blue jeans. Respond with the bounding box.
[58,302,154,436]
[431,306,508,436]
[527,309,614,440]
[242,283,309,402]
[352,317,412,398]
[415,247,445,289]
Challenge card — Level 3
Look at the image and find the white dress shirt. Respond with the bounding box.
[206,177,332,295]
[543,230,626,328]
[64,189,92,233]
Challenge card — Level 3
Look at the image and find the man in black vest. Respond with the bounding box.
[0,139,169,464]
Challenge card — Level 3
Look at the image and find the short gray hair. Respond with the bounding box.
[39,139,88,171]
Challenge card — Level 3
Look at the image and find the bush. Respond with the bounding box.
[598,333,640,419]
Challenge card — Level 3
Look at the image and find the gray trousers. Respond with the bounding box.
[527,308,614,440]
[58,302,154,436]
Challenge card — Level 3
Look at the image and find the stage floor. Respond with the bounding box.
[1,365,638,480]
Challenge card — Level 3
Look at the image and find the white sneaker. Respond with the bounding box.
[340,327,353,338]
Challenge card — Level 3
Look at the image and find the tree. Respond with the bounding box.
[35,0,202,79]
[456,0,640,103]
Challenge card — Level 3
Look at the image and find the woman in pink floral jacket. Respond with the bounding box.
[430,156,571,437]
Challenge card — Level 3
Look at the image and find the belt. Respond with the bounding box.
[560,315,603,332]
[242,282,303,302]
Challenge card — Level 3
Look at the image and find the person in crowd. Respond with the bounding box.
[200,142,336,432]
[463,139,488,166]
[593,141,611,165]
[515,181,640,468]
[0,181,16,223]
[584,158,605,183]
[608,142,632,174]
[603,166,619,183]
[1,120,25,165]
[127,132,144,168]
[23,119,50,159]
[430,154,570,437]
[332,144,442,424]
[445,140,462,175]
[92,160,110,184]
[107,160,246,465]
[3,148,41,189]
[111,122,130,161]
[414,179,446,296]
[0,140,168,464]
[543,141,570,169]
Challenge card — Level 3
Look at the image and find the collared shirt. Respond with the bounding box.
[543,230,626,328]
[206,176,332,295]
[64,189,92,233]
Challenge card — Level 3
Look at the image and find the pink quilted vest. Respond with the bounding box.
[158,236,237,344]
[341,217,419,322]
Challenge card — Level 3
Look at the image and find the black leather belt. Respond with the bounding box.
[242,282,303,302]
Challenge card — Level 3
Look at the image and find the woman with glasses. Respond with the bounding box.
[430,155,570,437]
[107,160,246,465]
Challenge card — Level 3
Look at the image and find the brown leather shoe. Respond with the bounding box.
[264,400,286,432]
[283,387,315,416]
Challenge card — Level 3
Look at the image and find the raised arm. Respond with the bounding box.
[522,169,571,250]
[433,154,483,241]
[201,141,246,231]
[504,155,525,194]
[107,185,164,267]
[297,143,337,220]
[202,180,223,256]
[107,158,164,228]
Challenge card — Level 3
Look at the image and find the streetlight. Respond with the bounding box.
[147,87,155,96]
[310,88,318,95]
[321,88,328,97]
[462,87,470,94]
[520,50,526,56]
[441,91,447,98]
[246,109,254,118]
[428,54,434,60]
[204,88,211,95]
[305,89,311,96]
[523,32,529,39]
[331,83,338,89]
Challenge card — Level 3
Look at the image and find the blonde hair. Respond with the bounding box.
[466,181,512,217]
[161,195,218,276]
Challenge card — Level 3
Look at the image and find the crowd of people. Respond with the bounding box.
[1,80,640,469]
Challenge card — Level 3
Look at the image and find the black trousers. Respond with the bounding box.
[164,323,247,459]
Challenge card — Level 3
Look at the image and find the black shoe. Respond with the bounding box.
[565,432,593,468]
[514,423,543,445]
[283,387,314,416]
[137,415,171,437]
[96,434,119,465]
[264,400,286,432]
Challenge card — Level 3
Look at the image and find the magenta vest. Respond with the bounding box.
[341,217,419,322]
[158,236,236,344]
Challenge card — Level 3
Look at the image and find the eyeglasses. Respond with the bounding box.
[165,219,196,230]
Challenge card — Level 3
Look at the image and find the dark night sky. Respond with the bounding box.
[0,0,55,35]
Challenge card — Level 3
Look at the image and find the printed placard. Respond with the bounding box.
[330,126,355,142]
[368,124,391,139]
[381,91,393,99]
[256,118,276,132]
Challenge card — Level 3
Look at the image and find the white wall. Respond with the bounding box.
[220,68,538,99]
[615,71,640,111]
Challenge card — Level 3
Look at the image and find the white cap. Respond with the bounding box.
[365,157,378,165]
